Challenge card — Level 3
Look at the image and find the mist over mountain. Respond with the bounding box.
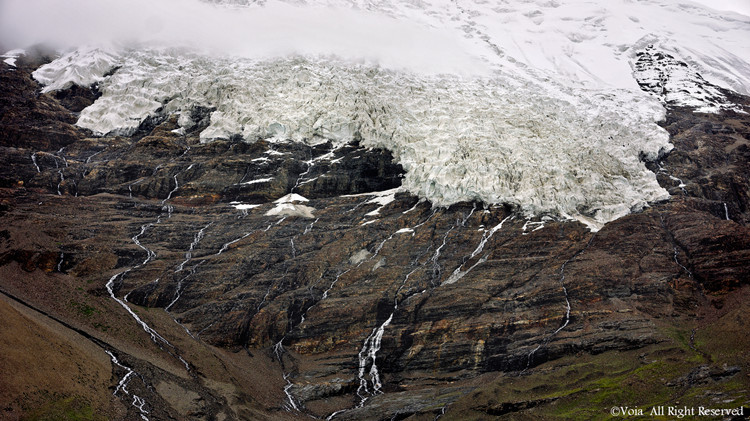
[1,1,749,420]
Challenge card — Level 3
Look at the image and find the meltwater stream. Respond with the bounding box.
[353,207,471,408]
[524,233,597,371]
[175,222,212,273]
[443,214,512,285]
[103,162,202,413]
[106,351,150,421]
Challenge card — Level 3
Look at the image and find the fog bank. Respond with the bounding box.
[0,0,487,75]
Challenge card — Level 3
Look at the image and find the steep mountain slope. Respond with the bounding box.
[2,50,749,420]
[1,1,750,420]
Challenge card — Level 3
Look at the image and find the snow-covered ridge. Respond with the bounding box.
[633,45,745,114]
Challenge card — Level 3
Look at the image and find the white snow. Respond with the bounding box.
[242,177,274,185]
[232,203,261,210]
[691,0,750,18]
[265,150,287,156]
[344,188,402,217]
[633,44,745,114]
[266,193,314,217]
[265,203,316,218]
[32,47,119,93]
[275,193,309,203]
[1,49,25,67]
[11,0,750,228]
[6,0,750,93]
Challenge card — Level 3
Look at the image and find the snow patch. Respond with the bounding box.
[2,49,24,67]
[232,203,261,210]
[265,203,315,218]
[242,177,274,185]
[275,193,309,203]
[372,257,386,271]
[345,187,402,217]
[266,193,314,217]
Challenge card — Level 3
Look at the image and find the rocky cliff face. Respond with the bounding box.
[1,52,749,420]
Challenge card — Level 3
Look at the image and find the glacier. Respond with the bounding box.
[6,0,750,230]
[32,49,673,230]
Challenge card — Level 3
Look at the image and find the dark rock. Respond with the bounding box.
[1,56,749,421]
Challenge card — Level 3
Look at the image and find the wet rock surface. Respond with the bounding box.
[1,55,749,420]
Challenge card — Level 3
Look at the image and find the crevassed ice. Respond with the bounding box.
[17,0,750,230]
[32,46,119,93]
[36,48,671,230]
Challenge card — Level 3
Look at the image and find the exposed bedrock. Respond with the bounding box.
[0,55,748,420]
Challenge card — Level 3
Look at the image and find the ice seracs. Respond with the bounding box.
[33,50,674,229]
[23,0,750,230]
[32,46,119,93]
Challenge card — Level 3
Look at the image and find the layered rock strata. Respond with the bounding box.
[0,52,748,420]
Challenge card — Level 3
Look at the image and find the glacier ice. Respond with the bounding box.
[25,0,750,229]
[32,46,119,93]
[34,48,673,230]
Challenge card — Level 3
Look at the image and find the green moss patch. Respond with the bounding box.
[22,396,105,421]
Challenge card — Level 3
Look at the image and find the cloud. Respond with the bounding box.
[0,0,488,75]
